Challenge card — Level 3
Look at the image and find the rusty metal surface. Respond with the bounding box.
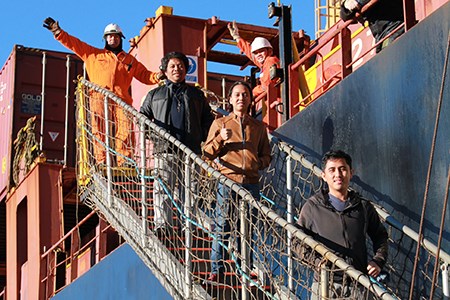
[5,163,64,299]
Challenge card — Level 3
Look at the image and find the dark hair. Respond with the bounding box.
[160,51,189,72]
[321,150,352,170]
[227,81,253,101]
[227,81,253,113]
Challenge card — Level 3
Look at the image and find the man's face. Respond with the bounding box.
[321,158,353,196]
[252,47,270,64]
[229,84,251,114]
[105,33,121,49]
[164,58,186,83]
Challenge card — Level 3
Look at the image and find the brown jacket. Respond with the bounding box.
[203,113,271,184]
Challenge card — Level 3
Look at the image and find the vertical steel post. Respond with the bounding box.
[40,52,47,152]
[250,67,259,117]
[140,121,148,237]
[240,195,250,300]
[442,263,449,300]
[340,27,353,79]
[403,0,416,31]
[221,77,226,109]
[64,55,71,166]
[103,95,113,206]
[279,5,293,123]
[286,156,294,291]
[184,156,192,299]
[320,263,329,300]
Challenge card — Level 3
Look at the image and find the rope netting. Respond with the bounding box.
[75,78,448,300]
[12,116,40,186]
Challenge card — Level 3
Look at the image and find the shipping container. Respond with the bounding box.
[0,45,84,200]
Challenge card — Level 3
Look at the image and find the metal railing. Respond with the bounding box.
[40,210,102,298]
[69,77,449,300]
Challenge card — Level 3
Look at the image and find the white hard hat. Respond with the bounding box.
[103,23,125,39]
[250,37,273,53]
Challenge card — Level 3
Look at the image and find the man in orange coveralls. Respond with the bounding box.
[43,17,161,166]
[228,21,279,119]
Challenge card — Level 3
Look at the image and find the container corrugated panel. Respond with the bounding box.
[0,45,84,199]
[0,50,15,200]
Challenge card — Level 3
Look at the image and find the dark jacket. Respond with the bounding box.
[140,81,214,154]
[340,0,404,44]
[297,189,388,275]
[202,113,271,184]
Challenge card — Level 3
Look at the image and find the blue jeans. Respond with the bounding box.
[210,182,259,275]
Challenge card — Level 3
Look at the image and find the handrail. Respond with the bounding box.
[40,210,115,299]
[214,93,450,267]
[344,22,405,70]
[211,93,450,291]
[374,204,450,265]
[291,0,382,72]
[41,210,97,257]
[74,78,449,299]
[77,78,396,299]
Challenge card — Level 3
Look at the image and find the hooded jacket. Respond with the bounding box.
[56,30,159,104]
[297,189,388,275]
[140,81,214,154]
[202,113,271,184]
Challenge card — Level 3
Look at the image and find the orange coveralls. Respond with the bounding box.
[56,30,159,165]
[236,38,279,124]
[237,38,280,97]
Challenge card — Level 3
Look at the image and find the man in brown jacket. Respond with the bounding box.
[202,81,271,283]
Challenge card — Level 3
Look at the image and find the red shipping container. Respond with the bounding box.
[0,45,84,200]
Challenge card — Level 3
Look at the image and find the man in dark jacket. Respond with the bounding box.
[297,150,388,299]
[140,51,214,232]
[340,0,405,53]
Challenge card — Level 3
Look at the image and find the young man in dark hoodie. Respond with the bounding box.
[297,150,388,299]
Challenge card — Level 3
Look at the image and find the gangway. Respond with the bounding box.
[62,77,450,300]
[1,2,449,299]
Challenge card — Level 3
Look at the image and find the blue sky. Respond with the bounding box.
[1,0,315,72]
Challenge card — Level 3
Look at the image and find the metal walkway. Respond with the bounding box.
[75,78,449,300]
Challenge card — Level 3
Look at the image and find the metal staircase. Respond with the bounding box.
[74,77,450,300]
